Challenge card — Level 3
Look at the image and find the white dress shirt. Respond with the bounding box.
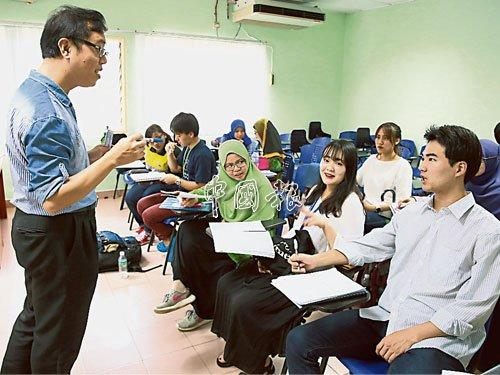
[334,193,500,367]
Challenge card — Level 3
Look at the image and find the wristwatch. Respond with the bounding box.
[175,177,182,187]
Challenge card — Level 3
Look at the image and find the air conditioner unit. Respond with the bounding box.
[232,0,325,29]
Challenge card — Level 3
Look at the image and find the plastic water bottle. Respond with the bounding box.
[118,251,128,279]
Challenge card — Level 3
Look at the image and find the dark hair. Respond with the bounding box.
[495,122,500,144]
[170,112,199,136]
[424,125,482,184]
[375,122,402,155]
[40,6,107,59]
[305,140,362,218]
[145,124,172,142]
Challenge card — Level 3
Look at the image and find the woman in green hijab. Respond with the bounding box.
[254,118,285,174]
[153,140,277,331]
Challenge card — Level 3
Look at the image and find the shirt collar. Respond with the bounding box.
[29,69,72,107]
[424,192,475,219]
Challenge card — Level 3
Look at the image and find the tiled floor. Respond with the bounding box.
[0,194,347,374]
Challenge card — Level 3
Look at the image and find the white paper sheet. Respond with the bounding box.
[209,221,275,258]
[129,171,166,182]
[271,268,365,308]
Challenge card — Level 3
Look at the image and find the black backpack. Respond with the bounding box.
[96,231,145,273]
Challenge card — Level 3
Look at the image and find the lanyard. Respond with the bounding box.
[182,146,193,178]
[299,198,321,230]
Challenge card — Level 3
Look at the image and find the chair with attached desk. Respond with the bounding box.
[308,122,331,141]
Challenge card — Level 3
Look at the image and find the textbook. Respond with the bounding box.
[158,197,212,213]
[209,221,275,258]
[271,268,366,308]
[129,171,166,182]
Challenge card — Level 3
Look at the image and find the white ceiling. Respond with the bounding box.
[289,0,417,13]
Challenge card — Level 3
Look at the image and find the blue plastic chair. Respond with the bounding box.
[294,163,320,195]
[280,133,291,149]
[299,144,314,164]
[282,153,295,183]
[310,137,331,163]
[400,139,417,158]
[339,130,357,143]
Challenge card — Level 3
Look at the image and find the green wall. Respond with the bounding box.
[338,0,500,145]
[0,0,345,199]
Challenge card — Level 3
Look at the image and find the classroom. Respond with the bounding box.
[0,0,499,374]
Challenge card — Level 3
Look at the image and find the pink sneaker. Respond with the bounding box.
[154,290,196,314]
[135,230,150,246]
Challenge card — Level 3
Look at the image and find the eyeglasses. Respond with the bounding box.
[224,159,246,172]
[72,38,108,58]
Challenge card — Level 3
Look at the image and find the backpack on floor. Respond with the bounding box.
[96,231,143,273]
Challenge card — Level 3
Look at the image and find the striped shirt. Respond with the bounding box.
[334,193,500,367]
[6,70,97,216]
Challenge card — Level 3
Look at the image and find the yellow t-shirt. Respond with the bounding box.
[144,147,169,171]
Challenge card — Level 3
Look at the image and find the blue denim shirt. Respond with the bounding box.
[6,70,97,216]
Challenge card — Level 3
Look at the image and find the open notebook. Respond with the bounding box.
[129,171,166,182]
[271,268,366,308]
[159,197,212,213]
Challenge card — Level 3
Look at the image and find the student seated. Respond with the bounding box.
[135,113,216,248]
[124,124,175,242]
[253,118,285,174]
[495,122,500,144]
[286,125,500,374]
[153,140,277,331]
[211,119,253,152]
[210,140,365,374]
[399,138,499,221]
[357,122,412,232]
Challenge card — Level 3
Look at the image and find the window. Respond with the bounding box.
[0,24,125,150]
[133,34,269,139]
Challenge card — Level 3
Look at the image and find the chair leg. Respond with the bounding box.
[147,231,155,252]
[319,357,329,373]
[162,232,176,276]
[280,357,288,375]
[129,215,134,231]
[120,183,128,210]
[127,209,132,223]
[113,172,120,199]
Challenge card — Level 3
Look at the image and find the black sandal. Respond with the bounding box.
[216,355,233,368]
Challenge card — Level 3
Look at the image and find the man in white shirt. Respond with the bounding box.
[286,125,500,374]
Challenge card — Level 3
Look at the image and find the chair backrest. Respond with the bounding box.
[399,145,413,161]
[299,144,314,164]
[399,139,417,157]
[294,163,320,195]
[308,121,331,140]
[310,137,331,163]
[355,127,373,149]
[282,153,295,183]
[339,130,357,142]
[290,129,309,153]
[279,133,291,145]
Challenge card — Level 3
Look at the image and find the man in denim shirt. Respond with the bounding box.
[2,6,145,374]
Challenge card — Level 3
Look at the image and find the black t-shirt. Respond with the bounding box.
[176,140,217,183]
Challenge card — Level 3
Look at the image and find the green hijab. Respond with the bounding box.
[254,118,284,159]
[210,140,277,263]
[215,139,276,222]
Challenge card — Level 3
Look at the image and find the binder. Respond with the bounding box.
[129,171,166,182]
[159,197,212,213]
[271,267,367,308]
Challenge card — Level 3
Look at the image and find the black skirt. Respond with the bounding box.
[173,219,235,319]
[211,261,302,374]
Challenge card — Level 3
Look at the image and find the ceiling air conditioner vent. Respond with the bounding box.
[232,0,325,29]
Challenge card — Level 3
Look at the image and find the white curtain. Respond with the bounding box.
[133,34,269,140]
[0,24,124,150]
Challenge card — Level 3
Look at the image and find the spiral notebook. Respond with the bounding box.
[129,171,166,182]
[271,268,366,308]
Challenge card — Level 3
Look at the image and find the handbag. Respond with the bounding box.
[258,229,315,276]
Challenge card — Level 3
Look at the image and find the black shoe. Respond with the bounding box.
[216,355,233,368]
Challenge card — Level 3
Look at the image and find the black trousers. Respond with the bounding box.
[1,207,98,374]
[286,309,465,374]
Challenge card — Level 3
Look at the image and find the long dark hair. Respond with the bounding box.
[304,140,362,218]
